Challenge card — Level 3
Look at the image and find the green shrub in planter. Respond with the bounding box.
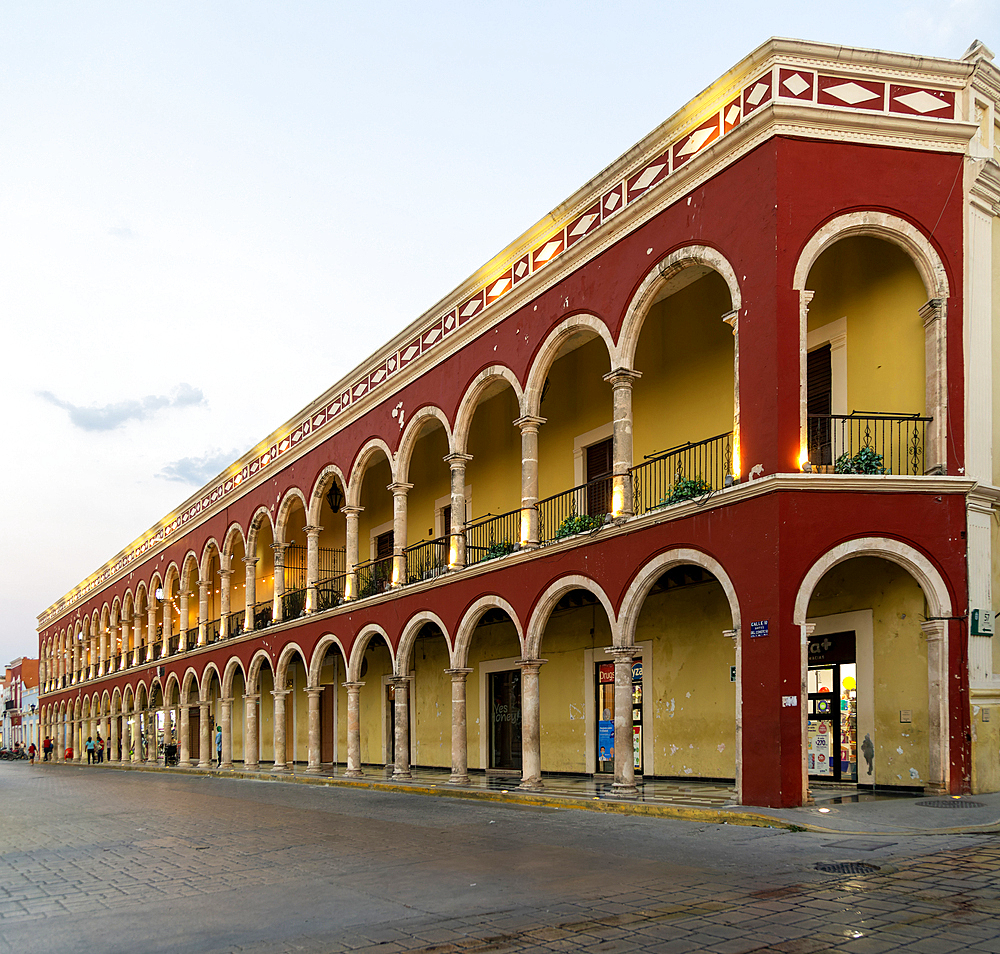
[554,513,605,539]
[834,446,886,475]
[658,474,712,507]
[485,541,516,560]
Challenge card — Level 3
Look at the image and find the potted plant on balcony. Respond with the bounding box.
[658,474,712,508]
[555,512,606,539]
[833,446,886,475]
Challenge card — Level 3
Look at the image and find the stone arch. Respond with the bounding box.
[395,611,451,674]
[347,623,394,682]
[308,634,350,687]
[164,672,182,705]
[246,506,275,555]
[523,314,617,418]
[275,487,309,545]
[246,648,275,691]
[200,538,222,579]
[618,245,742,370]
[395,406,455,484]
[222,657,247,698]
[307,465,349,527]
[200,662,223,700]
[618,548,742,646]
[523,575,619,659]
[222,523,246,559]
[181,668,201,706]
[452,365,526,456]
[275,642,308,687]
[452,596,526,669]
[347,438,396,508]
[180,551,200,589]
[111,687,122,715]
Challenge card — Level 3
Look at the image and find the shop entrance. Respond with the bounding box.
[488,669,521,773]
[595,659,643,775]
[807,631,858,782]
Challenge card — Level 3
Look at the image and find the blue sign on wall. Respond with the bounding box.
[749,620,769,638]
[598,721,614,762]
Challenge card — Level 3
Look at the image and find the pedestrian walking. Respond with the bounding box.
[215,725,222,767]
[85,736,96,765]
[97,735,105,763]
[42,736,52,761]
[27,742,36,765]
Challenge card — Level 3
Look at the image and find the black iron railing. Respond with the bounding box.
[630,431,733,516]
[807,413,931,476]
[316,574,346,611]
[204,619,220,643]
[253,601,273,630]
[284,545,346,593]
[169,635,180,656]
[405,537,450,583]
[186,626,198,648]
[226,610,244,638]
[355,556,393,599]
[281,588,307,621]
[537,476,612,546]
[465,509,522,566]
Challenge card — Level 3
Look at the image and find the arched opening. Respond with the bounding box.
[399,414,453,583]
[224,530,247,638]
[396,620,450,770]
[203,669,223,766]
[463,378,522,565]
[251,515,276,629]
[534,330,614,543]
[803,554,936,792]
[313,640,348,768]
[201,544,222,643]
[180,556,200,649]
[354,632,395,768]
[354,449,395,597]
[276,495,309,622]
[631,270,736,514]
[804,235,933,474]
[162,569,181,655]
[275,648,308,768]
[226,663,247,766]
[311,471,348,610]
[250,656,277,766]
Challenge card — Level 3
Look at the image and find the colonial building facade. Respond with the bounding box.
[37,38,1000,808]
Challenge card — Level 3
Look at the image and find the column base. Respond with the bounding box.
[344,768,364,778]
[271,764,290,774]
[609,782,638,798]
[518,777,544,792]
[198,761,213,770]
[305,764,323,774]
[392,769,412,780]
[448,773,471,785]
[924,781,949,796]
[245,762,260,772]
[220,761,233,771]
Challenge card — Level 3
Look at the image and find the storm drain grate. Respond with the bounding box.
[917,799,985,809]
[814,862,880,875]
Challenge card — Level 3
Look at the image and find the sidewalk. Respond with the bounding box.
[46,758,1000,835]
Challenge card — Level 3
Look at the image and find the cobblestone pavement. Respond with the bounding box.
[2,764,999,954]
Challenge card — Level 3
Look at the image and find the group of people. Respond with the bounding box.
[16,728,223,767]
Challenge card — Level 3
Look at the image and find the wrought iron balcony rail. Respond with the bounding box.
[630,431,734,517]
[227,610,245,639]
[465,509,522,566]
[405,536,450,583]
[281,588,307,622]
[316,574,346,611]
[253,601,273,631]
[537,476,613,546]
[355,556,393,599]
[806,413,931,476]
[204,618,221,644]
[284,545,346,594]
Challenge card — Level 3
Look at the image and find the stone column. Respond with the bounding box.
[800,622,814,805]
[110,713,119,763]
[517,659,546,791]
[272,544,287,622]
[306,687,323,773]
[304,526,322,613]
[447,668,473,784]
[161,598,172,658]
[272,689,289,773]
[197,580,209,646]
[923,619,949,795]
[161,700,171,763]
[147,601,158,662]
[121,712,130,763]
[344,682,364,776]
[343,507,363,601]
[132,615,142,667]
[178,588,189,651]
[179,704,191,765]
[609,648,638,796]
[98,625,107,676]
[389,483,413,587]
[243,558,258,631]
[603,370,641,518]
[515,416,545,548]
[443,454,472,568]
[198,702,212,768]
[244,694,260,769]
[391,677,411,779]
[219,566,232,638]
[220,697,233,769]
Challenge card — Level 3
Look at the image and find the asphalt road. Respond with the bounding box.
[1,763,998,954]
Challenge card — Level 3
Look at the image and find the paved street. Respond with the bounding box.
[2,764,1000,954]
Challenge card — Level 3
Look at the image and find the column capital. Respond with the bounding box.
[387,481,414,496]
[244,692,260,703]
[218,568,233,579]
[342,681,365,690]
[271,542,288,554]
[514,414,546,431]
[219,697,234,705]
[516,658,548,672]
[389,674,411,687]
[921,619,947,640]
[605,646,638,660]
[443,452,473,468]
[445,667,474,677]
[722,309,738,333]
[271,689,290,700]
[198,700,211,711]
[242,557,259,567]
[342,505,364,518]
[602,368,642,387]
[920,298,945,326]
[305,686,324,698]
[197,579,210,589]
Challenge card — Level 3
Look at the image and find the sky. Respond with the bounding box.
[1,0,997,666]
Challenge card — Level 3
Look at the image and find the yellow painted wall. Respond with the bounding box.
[231,671,245,761]
[258,667,275,762]
[993,216,1000,486]
[358,457,393,558]
[284,505,306,546]
[466,386,521,519]
[411,634,452,767]
[972,704,1000,793]
[632,272,735,464]
[229,540,247,613]
[637,580,736,778]
[358,639,392,765]
[317,496,347,552]
[807,557,929,788]
[255,523,275,604]
[290,658,308,762]
[993,518,1000,679]
[405,423,451,546]
[537,336,613,500]
[807,237,926,415]
[466,619,522,771]
[538,601,614,772]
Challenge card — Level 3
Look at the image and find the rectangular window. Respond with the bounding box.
[807,345,832,466]
[586,437,613,516]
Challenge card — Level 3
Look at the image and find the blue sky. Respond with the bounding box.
[1,0,996,664]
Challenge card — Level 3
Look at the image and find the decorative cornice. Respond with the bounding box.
[38,39,991,631]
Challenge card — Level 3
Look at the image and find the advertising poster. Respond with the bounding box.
[598,721,614,763]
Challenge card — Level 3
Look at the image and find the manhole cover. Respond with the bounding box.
[917,799,985,809]
[814,862,880,875]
